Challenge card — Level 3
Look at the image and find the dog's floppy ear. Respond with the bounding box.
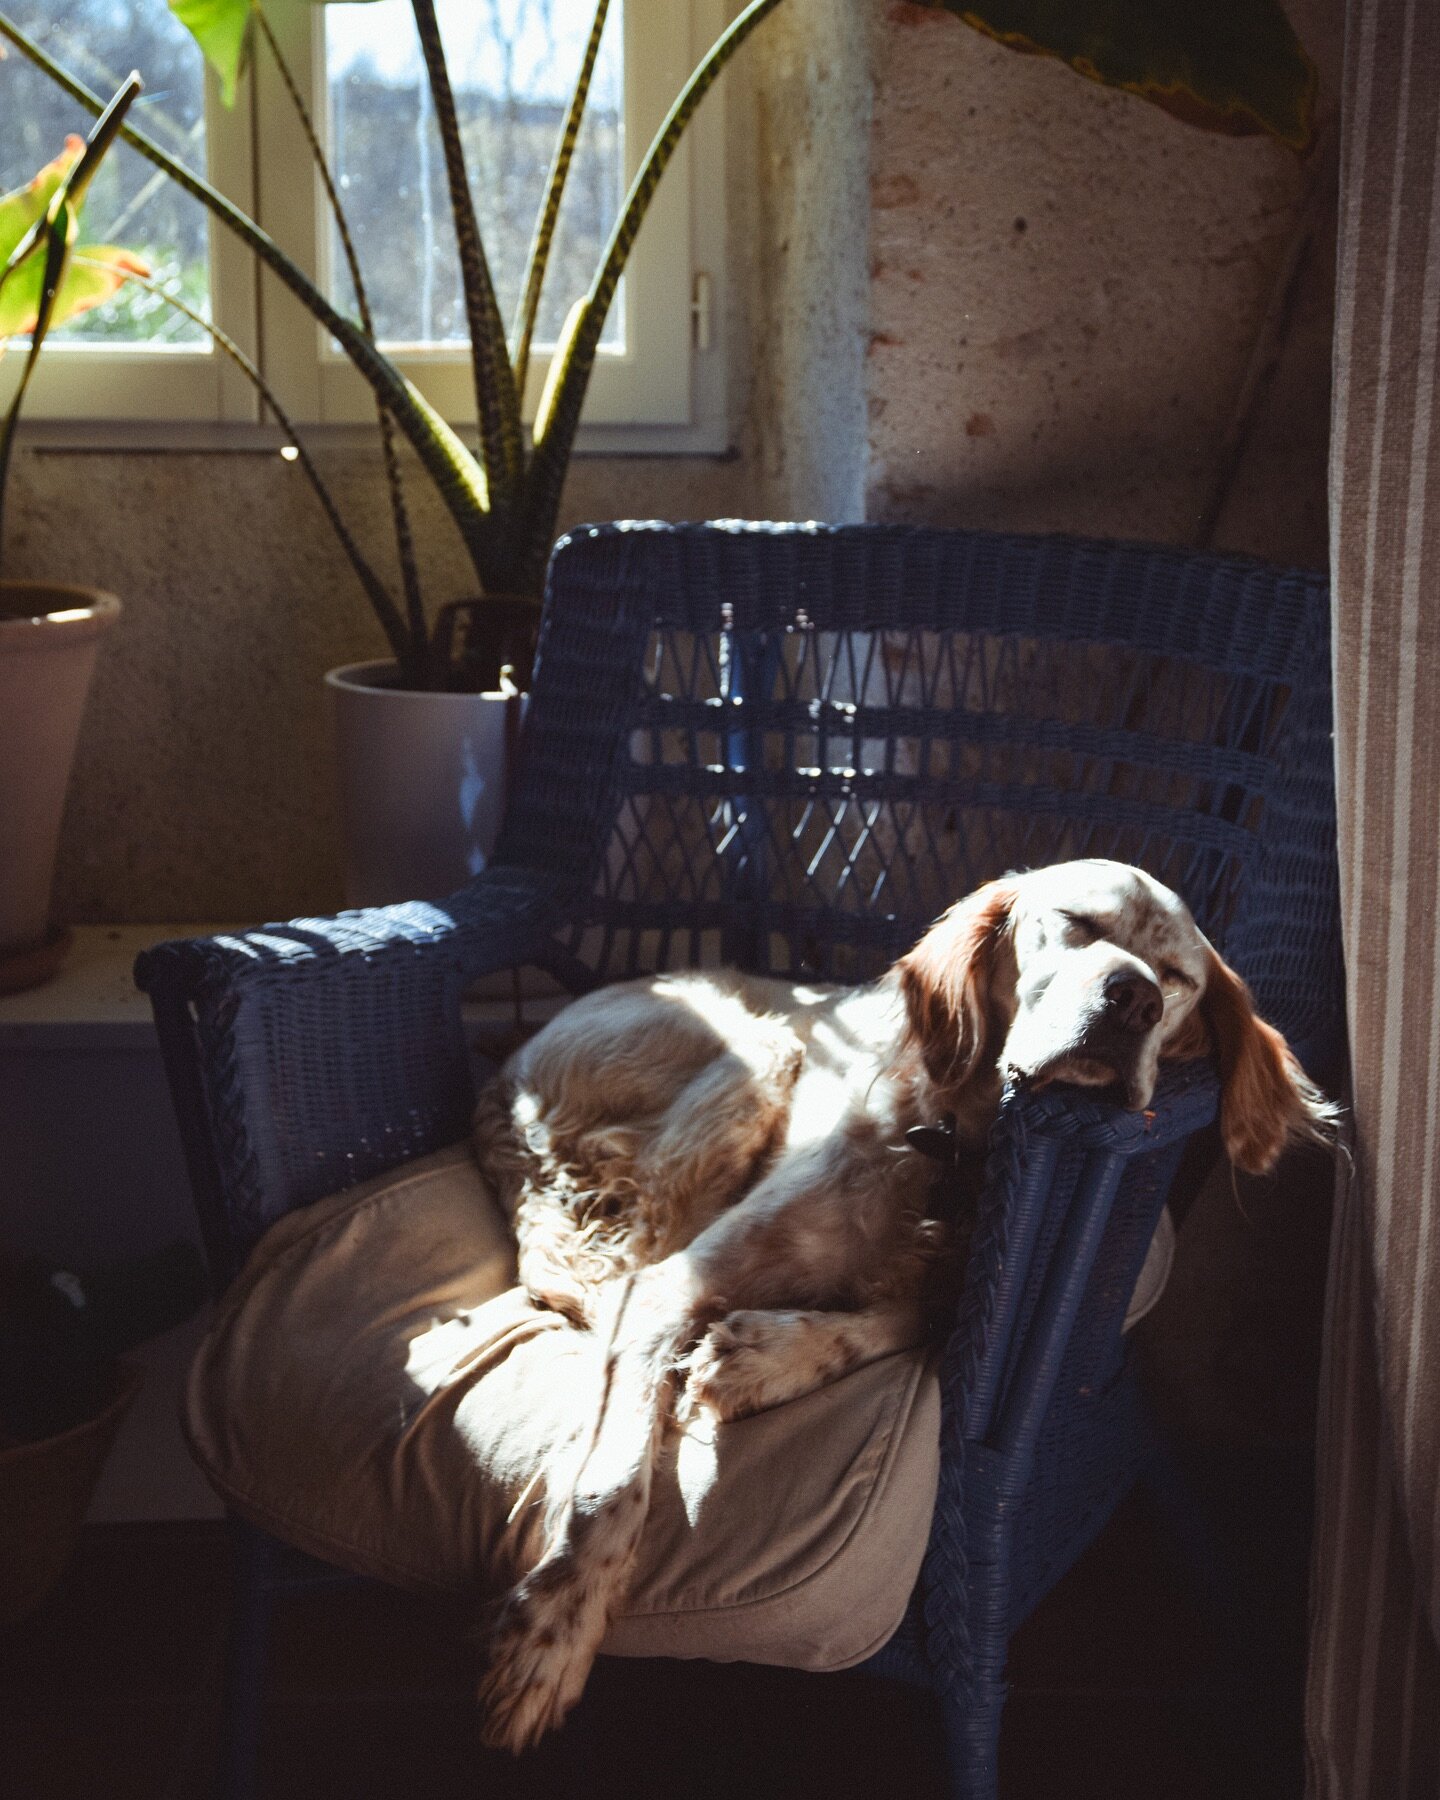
[899,879,1017,1100]
[1201,945,1337,1175]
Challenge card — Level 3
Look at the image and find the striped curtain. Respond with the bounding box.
[1307,0,1440,1791]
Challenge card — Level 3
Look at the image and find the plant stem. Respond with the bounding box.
[0,73,143,577]
[409,0,522,507]
[511,0,611,399]
[254,5,426,658]
[520,0,788,592]
[0,9,499,590]
[85,259,418,673]
[0,225,69,579]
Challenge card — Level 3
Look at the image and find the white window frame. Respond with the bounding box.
[7,58,261,425]
[7,0,730,451]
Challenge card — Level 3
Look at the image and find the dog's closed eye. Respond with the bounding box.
[1057,910,1106,940]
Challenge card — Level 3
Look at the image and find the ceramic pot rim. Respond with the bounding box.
[0,1357,142,1463]
[325,660,523,704]
[0,582,121,651]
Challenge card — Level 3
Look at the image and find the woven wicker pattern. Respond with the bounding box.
[502,523,1340,1070]
[136,523,1341,1800]
[137,872,571,1275]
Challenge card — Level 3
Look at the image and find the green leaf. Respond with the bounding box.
[0,242,151,342]
[0,134,82,266]
[169,0,254,108]
[532,297,586,445]
[926,0,1317,151]
[0,124,150,346]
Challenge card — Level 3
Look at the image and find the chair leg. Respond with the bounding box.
[218,1522,275,1800]
[940,1677,1004,1800]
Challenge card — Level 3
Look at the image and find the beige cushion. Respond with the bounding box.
[185,1142,1173,1669]
[184,1145,941,1671]
[1127,1204,1175,1329]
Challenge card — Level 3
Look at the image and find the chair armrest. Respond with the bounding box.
[946,1058,1221,1470]
[915,1061,1221,1691]
[135,866,573,1286]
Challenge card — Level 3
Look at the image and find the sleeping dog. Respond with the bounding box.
[471,858,1335,1750]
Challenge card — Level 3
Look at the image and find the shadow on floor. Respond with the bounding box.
[1,1445,1311,1800]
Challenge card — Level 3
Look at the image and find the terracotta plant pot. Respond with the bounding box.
[0,583,120,975]
[0,1359,142,1626]
[326,661,528,908]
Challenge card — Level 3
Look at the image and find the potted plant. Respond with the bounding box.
[0,1,1315,903]
[0,1236,207,1624]
[0,77,145,989]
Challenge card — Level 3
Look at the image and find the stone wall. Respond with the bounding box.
[866,0,1343,566]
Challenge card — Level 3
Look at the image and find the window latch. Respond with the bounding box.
[691,271,713,352]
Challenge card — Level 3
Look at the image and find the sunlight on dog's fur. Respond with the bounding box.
[470,858,1336,1751]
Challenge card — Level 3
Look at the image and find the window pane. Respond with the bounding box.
[0,0,209,346]
[326,0,624,351]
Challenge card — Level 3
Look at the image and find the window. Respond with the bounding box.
[1,0,726,440]
[4,0,209,346]
[1,0,256,420]
[325,0,625,350]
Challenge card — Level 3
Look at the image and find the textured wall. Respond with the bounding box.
[866,0,1342,567]
[744,0,873,523]
[10,446,749,923]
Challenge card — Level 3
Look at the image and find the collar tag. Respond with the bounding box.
[906,1112,958,1166]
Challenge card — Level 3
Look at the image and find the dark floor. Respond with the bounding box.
[3,1446,1310,1800]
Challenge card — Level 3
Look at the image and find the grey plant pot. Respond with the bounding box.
[326,660,528,908]
[0,583,120,964]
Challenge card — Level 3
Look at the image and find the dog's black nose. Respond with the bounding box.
[1102,971,1163,1031]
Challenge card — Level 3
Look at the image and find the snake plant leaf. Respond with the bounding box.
[532,297,587,446]
[925,0,1317,151]
[512,0,611,397]
[0,140,151,348]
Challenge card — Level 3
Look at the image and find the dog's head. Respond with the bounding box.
[898,858,1335,1175]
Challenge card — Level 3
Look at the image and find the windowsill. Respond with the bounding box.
[0,924,218,1052]
[16,417,739,460]
[0,922,570,1052]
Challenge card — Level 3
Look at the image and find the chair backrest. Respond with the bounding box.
[499,521,1342,1071]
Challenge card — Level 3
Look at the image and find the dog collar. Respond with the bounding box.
[906,1113,971,1224]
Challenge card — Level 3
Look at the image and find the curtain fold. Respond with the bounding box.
[1309,0,1440,1790]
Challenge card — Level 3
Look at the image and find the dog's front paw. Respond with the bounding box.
[765,1022,807,1089]
[681,1310,794,1423]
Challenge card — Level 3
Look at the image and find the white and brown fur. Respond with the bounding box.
[471,859,1335,1750]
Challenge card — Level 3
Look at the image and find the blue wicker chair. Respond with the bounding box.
[136,521,1342,1800]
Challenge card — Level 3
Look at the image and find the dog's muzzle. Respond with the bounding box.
[1007,967,1164,1109]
